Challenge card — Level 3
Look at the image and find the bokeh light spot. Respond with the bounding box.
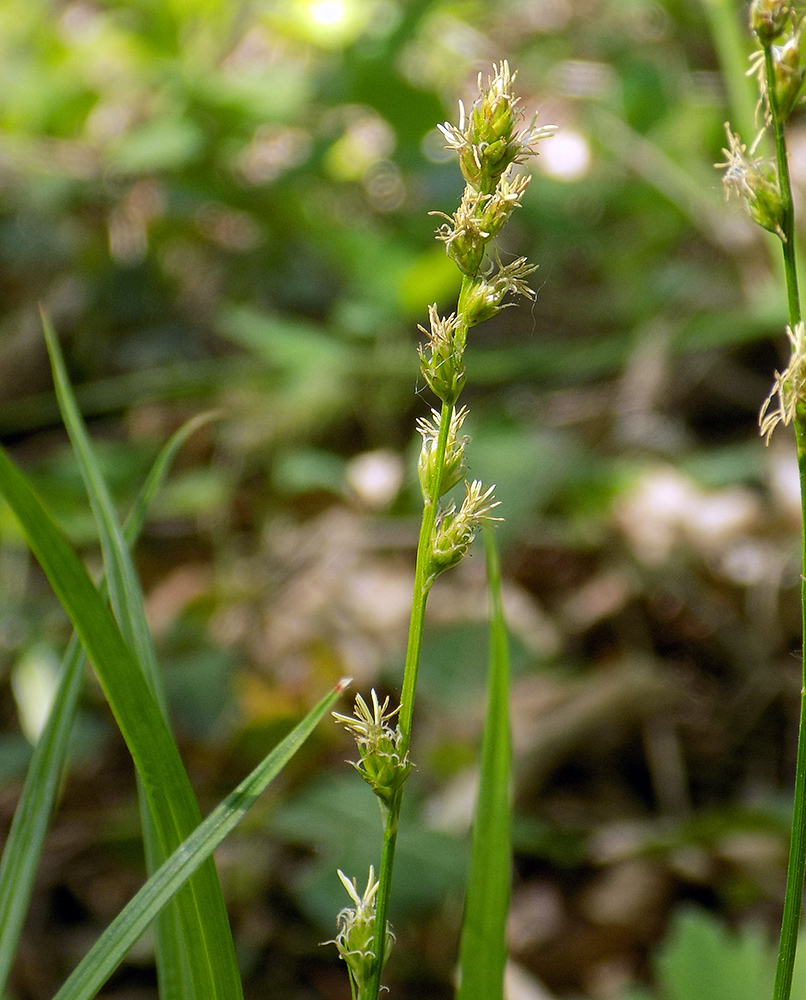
[539,128,591,181]
[309,0,347,26]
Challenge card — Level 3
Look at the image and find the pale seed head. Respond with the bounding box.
[417,305,466,404]
[463,255,537,326]
[332,691,411,807]
[324,867,394,995]
[417,404,470,501]
[760,321,806,442]
[715,124,784,238]
[750,0,794,45]
[427,480,502,584]
[437,61,556,195]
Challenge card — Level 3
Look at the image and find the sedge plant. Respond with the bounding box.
[717,3,806,999]
[0,61,551,1000]
[328,63,555,1000]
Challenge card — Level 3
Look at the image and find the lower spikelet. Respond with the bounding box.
[760,321,806,442]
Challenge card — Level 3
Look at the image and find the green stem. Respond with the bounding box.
[765,45,800,327]
[365,800,400,1000]
[775,418,806,1000]
[366,403,452,1000]
[398,399,453,750]
[767,40,806,1000]
[367,277,474,1000]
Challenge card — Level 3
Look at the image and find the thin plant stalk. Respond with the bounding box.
[721,6,806,998]
[765,47,801,323]
[366,374,457,1000]
[773,196,806,1000]
[758,22,806,1000]
[368,343,466,1000]
[773,419,806,1000]
[398,397,454,744]
[368,279,492,999]
[777,415,806,1000]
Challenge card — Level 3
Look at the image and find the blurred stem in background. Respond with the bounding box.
[701,0,758,139]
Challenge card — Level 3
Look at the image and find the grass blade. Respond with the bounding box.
[126,410,222,539]
[0,413,220,994]
[41,308,166,707]
[41,310,230,998]
[52,679,350,1000]
[0,442,242,999]
[455,531,513,1000]
[0,633,85,992]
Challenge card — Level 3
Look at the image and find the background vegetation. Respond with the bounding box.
[0,0,802,997]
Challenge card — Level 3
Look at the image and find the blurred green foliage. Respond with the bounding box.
[618,906,806,1000]
[2,0,805,997]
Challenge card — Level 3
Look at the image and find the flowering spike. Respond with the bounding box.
[332,690,412,807]
[747,17,806,125]
[323,867,394,995]
[329,66,548,999]
[770,26,806,120]
[750,0,794,45]
[437,61,556,195]
[760,321,806,442]
[417,405,470,502]
[427,480,503,584]
[715,124,784,238]
[463,254,537,326]
[417,305,466,404]
[432,173,531,276]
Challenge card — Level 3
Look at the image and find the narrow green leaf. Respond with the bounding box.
[0,414,218,994]
[0,444,242,999]
[41,311,233,999]
[126,410,222,539]
[52,679,350,1000]
[43,309,183,999]
[456,531,512,1000]
[41,309,166,704]
[0,633,84,992]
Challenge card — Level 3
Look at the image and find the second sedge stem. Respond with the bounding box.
[765,37,806,1000]
[765,45,800,327]
[774,419,806,1000]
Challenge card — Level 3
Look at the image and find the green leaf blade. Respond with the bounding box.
[456,532,513,1000]
[0,634,85,992]
[0,443,242,999]
[41,309,164,703]
[41,310,241,999]
[0,412,223,995]
[52,679,349,1000]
